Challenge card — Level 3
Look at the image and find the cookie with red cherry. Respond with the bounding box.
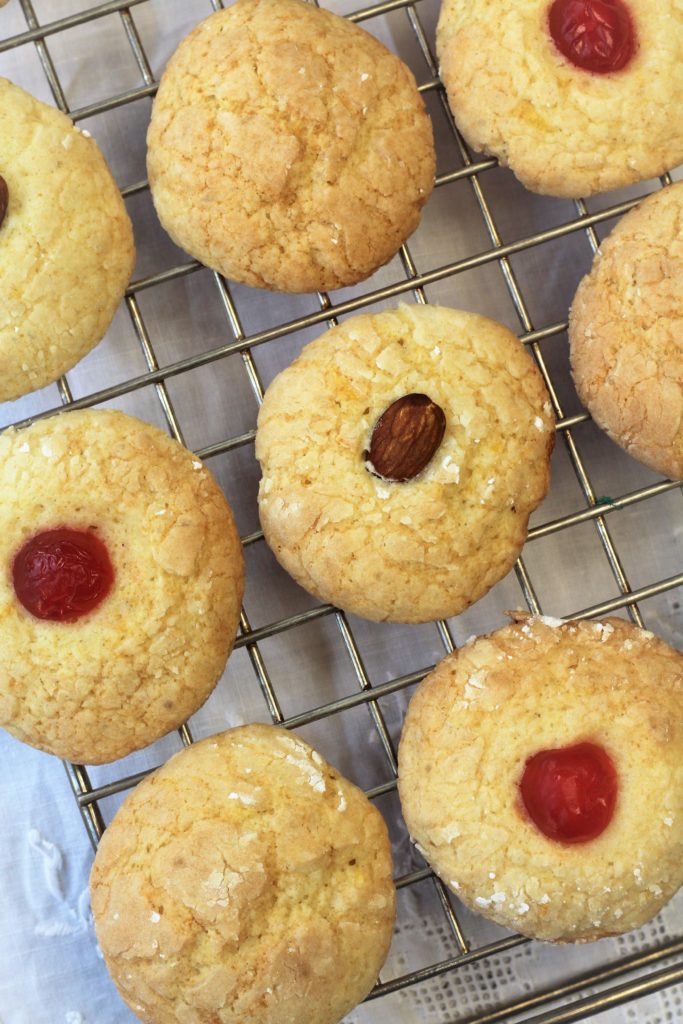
[0,409,244,764]
[398,614,683,941]
[436,0,683,197]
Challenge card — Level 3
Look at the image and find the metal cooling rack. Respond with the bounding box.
[1,0,683,1021]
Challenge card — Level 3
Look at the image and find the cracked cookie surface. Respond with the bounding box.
[570,182,683,479]
[436,0,683,197]
[0,77,134,403]
[255,304,554,623]
[398,616,683,942]
[0,409,243,764]
[146,0,435,294]
[91,724,396,1024]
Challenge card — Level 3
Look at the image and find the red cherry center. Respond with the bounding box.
[548,0,636,74]
[520,741,617,844]
[12,528,114,622]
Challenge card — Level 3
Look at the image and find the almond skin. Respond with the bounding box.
[0,175,7,230]
[365,393,446,482]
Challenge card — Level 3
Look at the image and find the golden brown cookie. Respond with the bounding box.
[256,304,554,623]
[0,77,135,402]
[570,182,683,479]
[91,724,396,1024]
[146,0,435,293]
[398,615,683,942]
[436,0,683,198]
[0,409,243,764]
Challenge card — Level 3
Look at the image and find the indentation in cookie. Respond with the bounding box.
[12,526,114,622]
[520,740,618,843]
[364,393,446,483]
[548,0,636,74]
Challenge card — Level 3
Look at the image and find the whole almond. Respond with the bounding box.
[365,393,446,482]
[0,175,7,230]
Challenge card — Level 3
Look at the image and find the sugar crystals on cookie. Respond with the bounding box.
[0,77,135,403]
[147,0,435,293]
[436,0,683,197]
[0,409,244,764]
[91,725,396,1024]
[256,304,554,623]
[398,615,683,941]
[570,181,683,480]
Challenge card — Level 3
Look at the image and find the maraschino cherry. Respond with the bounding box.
[520,741,618,843]
[548,0,636,74]
[12,527,114,622]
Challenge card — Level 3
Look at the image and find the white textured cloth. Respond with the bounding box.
[0,1,682,1023]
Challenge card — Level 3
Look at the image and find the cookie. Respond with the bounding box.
[91,724,396,1024]
[398,615,683,942]
[255,304,554,623]
[0,409,243,764]
[146,0,435,294]
[0,78,135,403]
[436,0,683,198]
[570,182,683,479]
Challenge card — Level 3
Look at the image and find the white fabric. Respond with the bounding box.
[0,1,682,1022]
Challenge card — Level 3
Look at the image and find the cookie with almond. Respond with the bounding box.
[256,304,554,622]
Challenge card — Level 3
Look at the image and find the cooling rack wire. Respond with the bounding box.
[1,0,683,1021]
